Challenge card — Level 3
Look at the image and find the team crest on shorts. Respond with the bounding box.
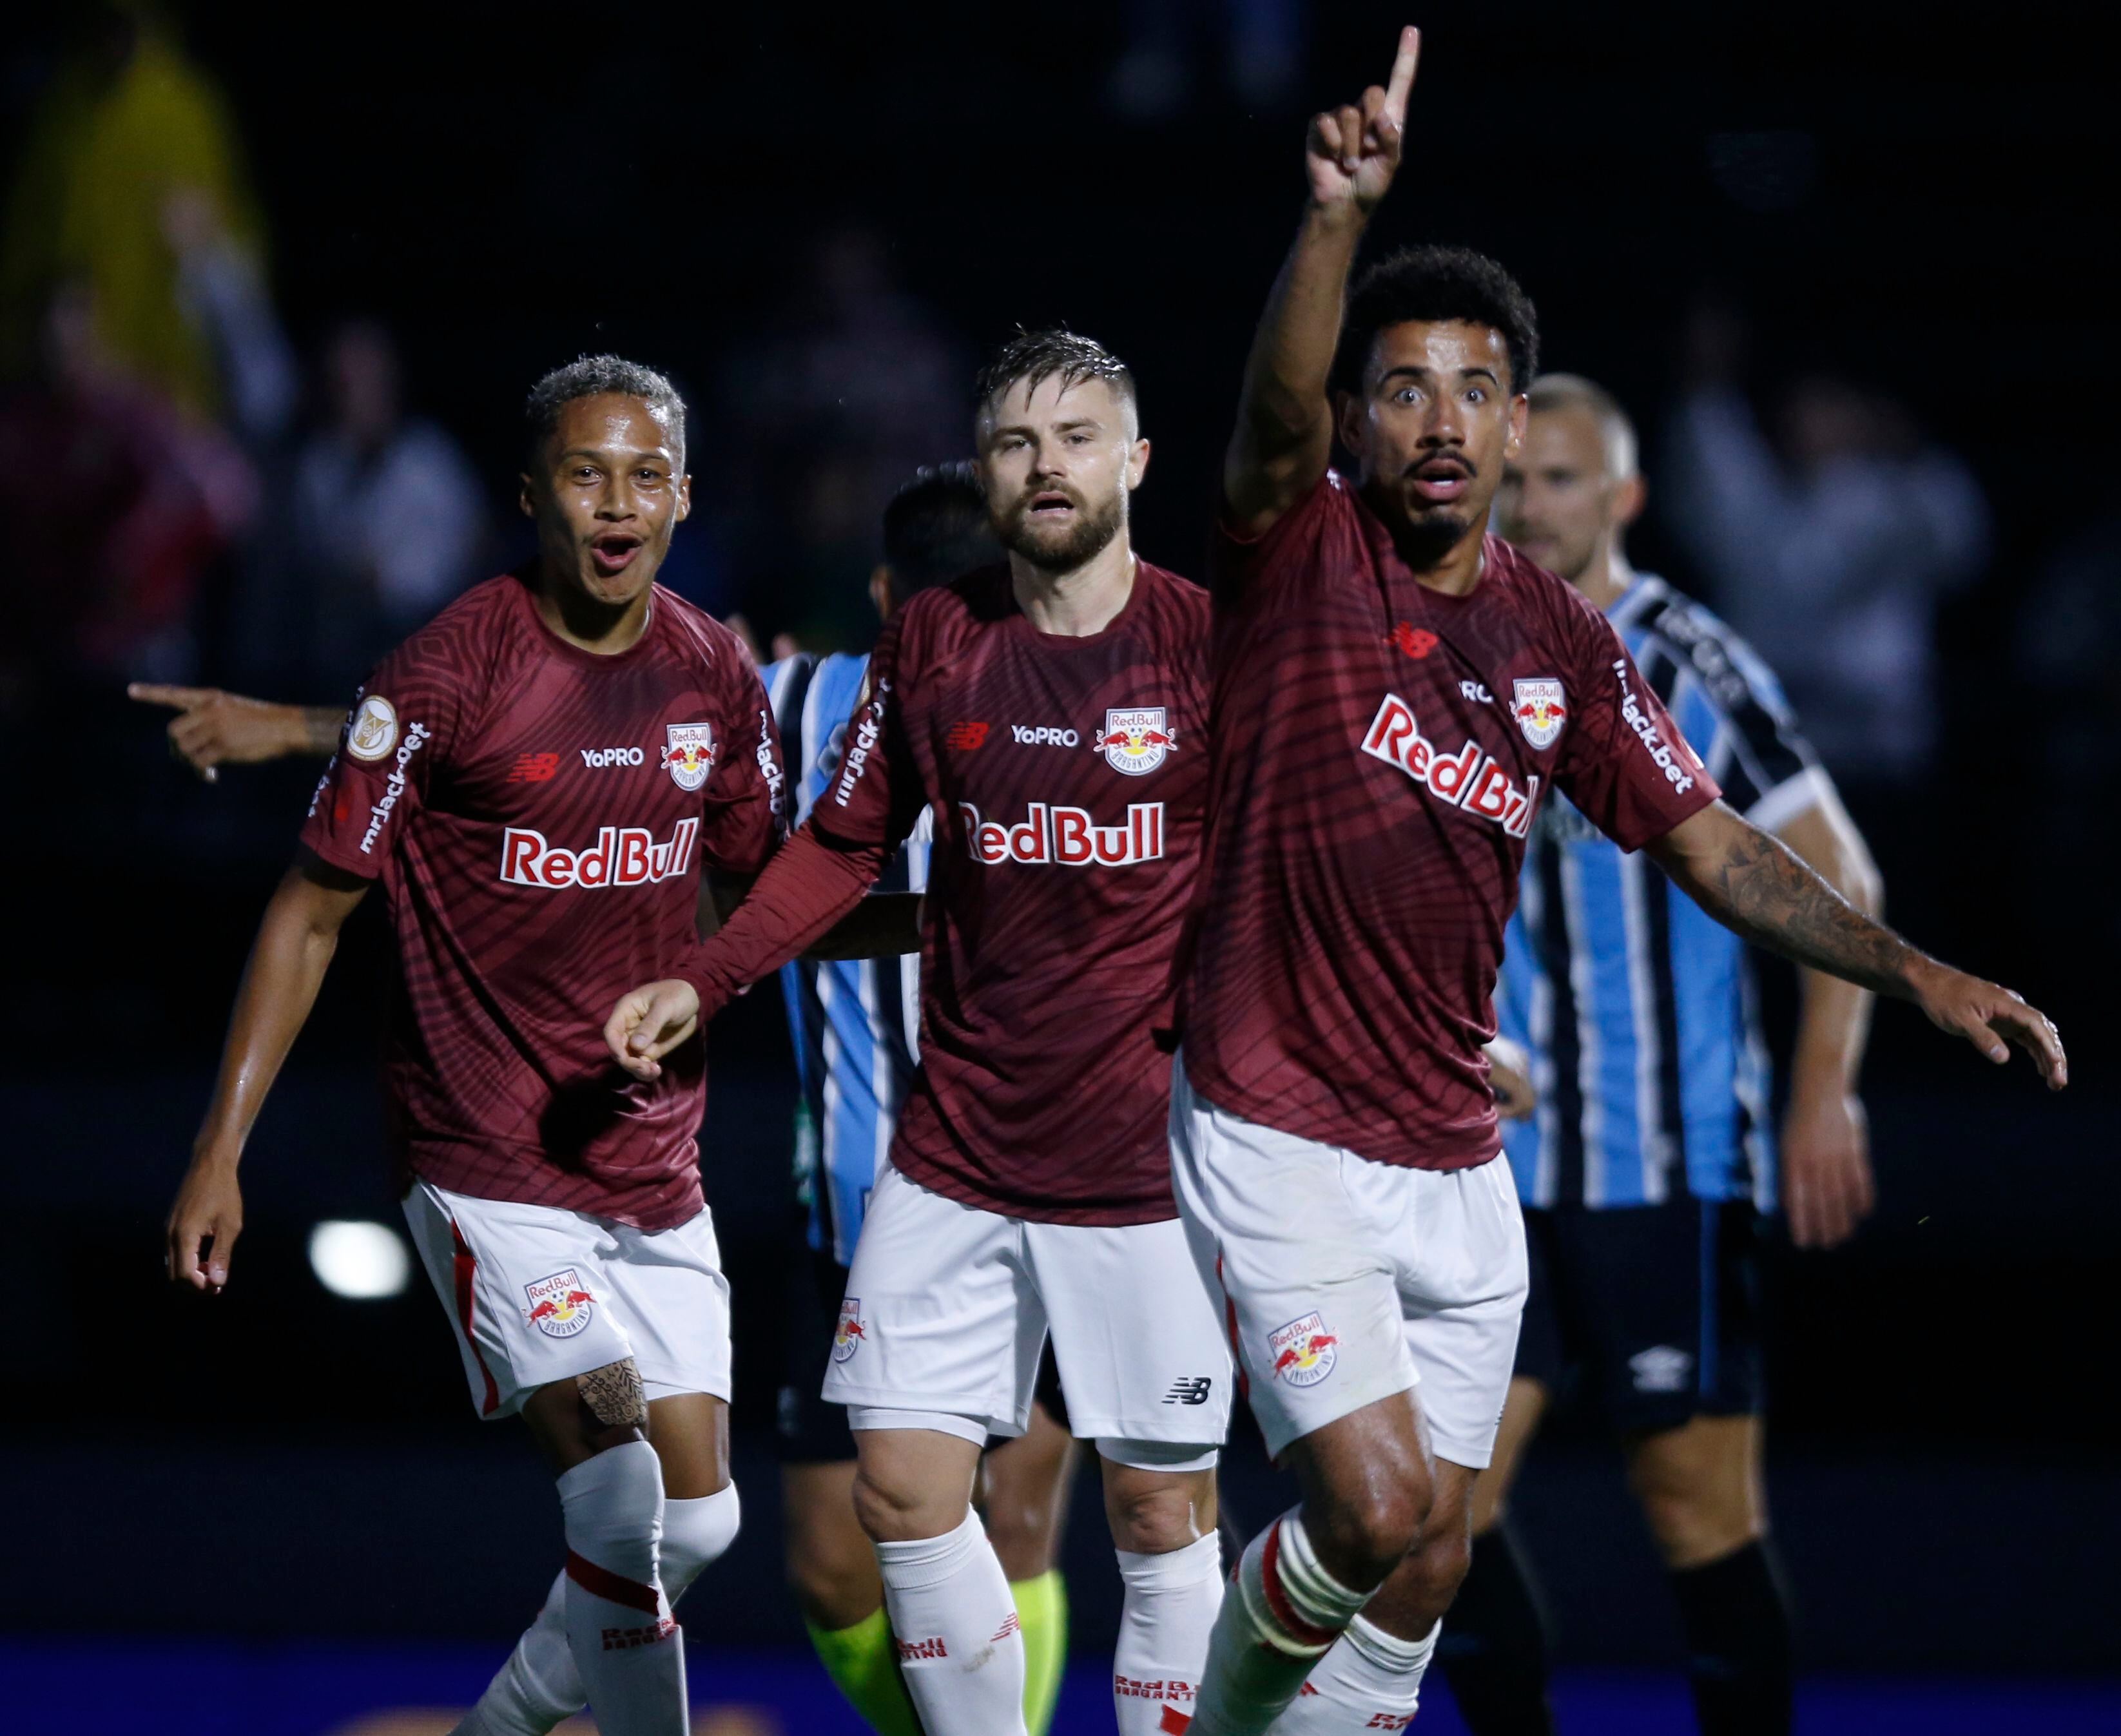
[1093,708,1175,776]
[832,1297,866,1364]
[1268,1312,1339,1387]
[1511,679,1567,749]
[346,694,400,762]
[523,1269,596,1338]
[661,722,717,791]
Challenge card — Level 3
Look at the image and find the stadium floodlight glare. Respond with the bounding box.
[309,1220,412,1300]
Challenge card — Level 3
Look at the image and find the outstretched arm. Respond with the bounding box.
[1645,802,2065,1088]
[1225,25,1420,537]
[131,683,342,779]
[168,854,371,1291]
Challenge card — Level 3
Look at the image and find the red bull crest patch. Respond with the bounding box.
[1267,1312,1339,1388]
[1094,707,1175,776]
[1511,678,1567,749]
[661,722,717,791]
[833,1297,866,1364]
[523,1268,597,1338]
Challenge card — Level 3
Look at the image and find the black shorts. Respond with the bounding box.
[775,1242,1069,1466]
[1513,1195,1763,1436]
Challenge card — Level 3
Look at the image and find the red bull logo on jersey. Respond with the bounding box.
[524,1269,596,1338]
[1268,1312,1339,1387]
[499,817,699,889]
[1094,707,1176,775]
[960,800,1165,867]
[1511,677,1568,749]
[661,722,717,791]
[833,1297,866,1364]
[1361,693,1541,840]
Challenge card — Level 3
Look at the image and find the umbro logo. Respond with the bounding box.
[1162,1376,1214,1406]
[946,721,990,750]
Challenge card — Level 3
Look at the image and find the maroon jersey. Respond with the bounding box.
[1181,473,1718,1171]
[299,573,786,1230]
[681,560,1208,1226]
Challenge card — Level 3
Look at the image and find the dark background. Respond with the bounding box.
[3,0,2114,1688]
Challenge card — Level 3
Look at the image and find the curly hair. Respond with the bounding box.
[525,354,687,467]
[1333,246,1540,398]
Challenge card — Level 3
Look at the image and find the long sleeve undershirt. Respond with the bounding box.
[675,821,889,1009]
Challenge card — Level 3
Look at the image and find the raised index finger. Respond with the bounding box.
[128,682,215,711]
[1382,25,1421,126]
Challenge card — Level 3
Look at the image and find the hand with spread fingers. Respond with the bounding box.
[1909,962,2068,1090]
[1308,24,1420,215]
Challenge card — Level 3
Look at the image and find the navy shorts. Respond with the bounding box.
[1513,1195,1763,1436]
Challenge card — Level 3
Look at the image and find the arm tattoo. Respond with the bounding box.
[577,1358,648,1429]
[1692,820,1918,998]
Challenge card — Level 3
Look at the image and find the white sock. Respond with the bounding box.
[1113,1532,1224,1734]
[1192,1510,1371,1736]
[454,1484,741,1735]
[1263,1615,1437,1733]
[873,1508,1028,1736]
[558,1441,688,1735]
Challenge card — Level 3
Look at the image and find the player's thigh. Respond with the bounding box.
[781,1458,884,1628]
[401,1179,635,1423]
[1627,1413,1765,1569]
[980,1392,1080,1581]
[825,1162,1044,1440]
[1394,1154,1531,1476]
[1026,1213,1232,1455]
[646,1392,730,1500]
[1168,1059,1415,1463]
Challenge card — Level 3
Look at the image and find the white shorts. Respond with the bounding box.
[1169,1055,1527,1467]
[822,1162,1234,1467]
[403,1179,733,1420]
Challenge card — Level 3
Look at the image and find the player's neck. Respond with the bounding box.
[1571,542,1635,613]
[532,570,654,655]
[1009,532,1137,638]
[1403,520,1487,598]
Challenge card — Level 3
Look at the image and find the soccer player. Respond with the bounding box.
[1172,29,2066,1735]
[767,461,1079,1736]
[1434,374,1882,1736]
[607,331,1235,1736]
[165,357,792,1736]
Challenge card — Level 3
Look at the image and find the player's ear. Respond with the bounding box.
[1504,392,1529,461]
[518,473,536,518]
[675,474,692,522]
[870,564,895,622]
[1614,472,1647,529]
[1127,436,1151,491]
[1333,389,1367,461]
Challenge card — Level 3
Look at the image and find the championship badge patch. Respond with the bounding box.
[1268,1312,1339,1387]
[1511,679,1567,749]
[523,1269,596,1338]
[832,1297,866,1364]
[1093,708,1175,776]
[346,694,400,762]
[661,722,717,791]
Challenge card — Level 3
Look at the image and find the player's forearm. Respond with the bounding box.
[193,873,349,1165]
[805,892,923,961]
[1226,202,1365,518]
[1648,802,1927,1001]
[675,823,887,1004]
[1778,797,1886,1097]
[296,706,344,756]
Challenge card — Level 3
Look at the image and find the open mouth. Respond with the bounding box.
[1407,455,1473,505]
[590,533,643,577]
[1026,490,1077,521]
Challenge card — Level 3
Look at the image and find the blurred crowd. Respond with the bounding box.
[5,5,2114,979]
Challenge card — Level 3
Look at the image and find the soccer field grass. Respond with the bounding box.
[5,1639,2117,1735]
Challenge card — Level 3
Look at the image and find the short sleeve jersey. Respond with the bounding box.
[1181,473,1719,1172]
[818,560,1209,1226]
[299,573,786,1230]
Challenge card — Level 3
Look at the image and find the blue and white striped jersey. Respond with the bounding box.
[1496,576,1828,1211]
[762,652,929,1265]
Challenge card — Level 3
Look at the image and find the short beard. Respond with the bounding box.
[1379,502,1473,573]
[998,490,1124,574]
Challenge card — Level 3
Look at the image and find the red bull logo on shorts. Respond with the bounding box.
[661,721,717,791]
[1267,1312,1339,1388]
[833,1297,866,1364]
[1094,707,1176,775]
[1511,677,1568,749]
[524,1268,597,1338]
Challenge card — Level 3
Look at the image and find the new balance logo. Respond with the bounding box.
[507,752,560,782]
[946,720,990,750]
[1388,621,1437,659]
[992,1612,1022,1643]
[1163,1376,1214,1406]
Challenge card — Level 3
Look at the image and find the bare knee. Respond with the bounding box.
[521,1358,648,1474]
[1102,1462,1217,1555]
[1627,1417,1764,1569]
[851,1429,982,1545]
[1303,1461,1435,1588]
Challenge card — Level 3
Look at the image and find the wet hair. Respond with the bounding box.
[882,461,999,594]
[974,328,1138,426]
[525,354,687,467]
[1332,246,1540,398]
[1525,372,1638,481]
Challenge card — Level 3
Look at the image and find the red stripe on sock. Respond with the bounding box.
[1259,1521,1341,1651]
[1159,1708,1193,1733]
[566,1548,662,1615]
[449,1218,501,1416]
